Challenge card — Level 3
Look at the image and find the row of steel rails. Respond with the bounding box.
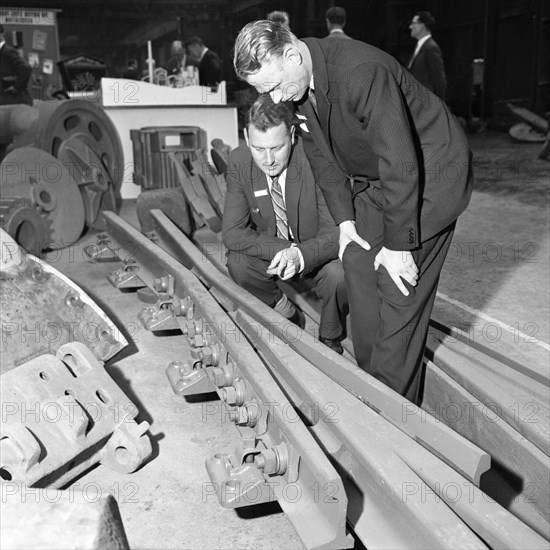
[87,210,549,550]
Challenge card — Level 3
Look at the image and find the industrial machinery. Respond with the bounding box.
[0,100,124,252]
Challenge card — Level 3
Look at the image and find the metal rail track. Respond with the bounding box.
[86,213,352,550]
[91,211,549,550]
[146,210,489,484]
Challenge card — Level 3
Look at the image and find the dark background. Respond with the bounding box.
[2,0,549,123]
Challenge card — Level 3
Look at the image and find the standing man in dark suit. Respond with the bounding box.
[408,11,447,100]
[185,36,222,88]
[0,24,32,106]
[222,94,348,354]
[325,6,352,39]
[233,21,472,403]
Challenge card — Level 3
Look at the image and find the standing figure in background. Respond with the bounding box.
[185,36,222,88]
[266,11,290,30]
[0,24,32,106]
[165,40,186,77]
[325,6,352,40]
[123,59,140,80]
[408,11,447,100]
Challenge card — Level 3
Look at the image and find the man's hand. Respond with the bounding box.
[339,220,370,260]
[374,247,419,296]
[267,247,302,280]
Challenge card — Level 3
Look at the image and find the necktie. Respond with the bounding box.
[270,176,289,240]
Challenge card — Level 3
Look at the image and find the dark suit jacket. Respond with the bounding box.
[222,137,339,274]
[408,37,447,100]
[298,37,472,251]
[0,43,32,105]
[199,49,222,87]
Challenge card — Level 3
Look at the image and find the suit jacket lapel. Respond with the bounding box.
[250,160,276,233]
[301,39,341,170]
[284,144,302,238]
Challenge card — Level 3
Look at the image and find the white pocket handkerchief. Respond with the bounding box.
[254,189,269,197]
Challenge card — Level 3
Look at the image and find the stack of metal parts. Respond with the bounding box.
[133,128,228,237]
[87,212,549,550]
[0,229,152,491]
[0,100,123,254]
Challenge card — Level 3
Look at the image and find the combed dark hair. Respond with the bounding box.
[266,10,290,28]
[325,6,347,26]
[185,36,205,48]
[246,94,294,132]
[234,20,295,80]
[415,11,436,31]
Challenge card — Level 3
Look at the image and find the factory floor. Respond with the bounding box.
[26,129,548,549]
[53,204,305,550]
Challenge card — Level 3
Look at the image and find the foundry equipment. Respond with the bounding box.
[0,99,123,252]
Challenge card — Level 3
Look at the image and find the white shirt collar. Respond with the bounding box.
[330,29,344,35]
[267,168,287,195]
[417,34,431,50]
[199,47,208,62]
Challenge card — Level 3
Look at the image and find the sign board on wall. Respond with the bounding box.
[0,7,62,101]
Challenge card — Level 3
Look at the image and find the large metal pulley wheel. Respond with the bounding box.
[11,100,123,229]
[0,147,85,248]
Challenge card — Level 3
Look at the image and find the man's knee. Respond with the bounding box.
[315,259,346,296]
[226,251,250,285]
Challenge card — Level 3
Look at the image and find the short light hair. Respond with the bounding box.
[171,40,184,55]
[234,20,295,80]
[246,94,294,133]
[325,6,346,26]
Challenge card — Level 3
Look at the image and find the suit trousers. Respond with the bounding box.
[343,190,455,404]
[226,251,347,340]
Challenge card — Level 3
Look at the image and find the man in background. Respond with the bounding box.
[0,24,32,105]
[408,11,447,100]
[185,36,222,87]
[165,40,186,77]
[325,6,352,39]
[222,94,348,354]
[266,10,290,29]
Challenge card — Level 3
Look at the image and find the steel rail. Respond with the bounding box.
[96,211,353,550]
[236,308,550,550]
[146,209,490,485]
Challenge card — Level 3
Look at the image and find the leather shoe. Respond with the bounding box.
[319,336,343,355]
[287,309,305,329]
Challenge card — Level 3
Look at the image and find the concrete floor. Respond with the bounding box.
[52,216,305,550]
[21,130,548,549]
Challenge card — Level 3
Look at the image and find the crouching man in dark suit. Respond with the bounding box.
[222,94,348,353]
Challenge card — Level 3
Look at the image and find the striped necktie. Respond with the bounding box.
[270,176,289,240]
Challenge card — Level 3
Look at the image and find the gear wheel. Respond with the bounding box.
[0,197,50,255]
[0,147,85,249]
[11,99,123,229]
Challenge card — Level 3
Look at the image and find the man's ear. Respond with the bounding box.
[244,127,250,147]
[284,46,303,67]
